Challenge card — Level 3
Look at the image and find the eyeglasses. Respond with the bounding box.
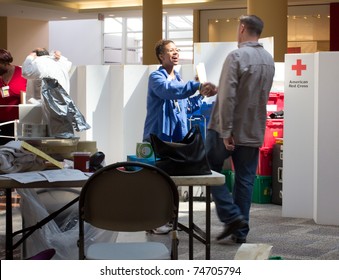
[166,48,181,54]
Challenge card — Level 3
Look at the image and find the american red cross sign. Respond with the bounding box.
[292,59,307,76]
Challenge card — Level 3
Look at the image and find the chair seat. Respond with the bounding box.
[86,242,170,260]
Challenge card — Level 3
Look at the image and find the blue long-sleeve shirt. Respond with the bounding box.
[143,66,203,142]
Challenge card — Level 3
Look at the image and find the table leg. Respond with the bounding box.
[188,185,193,260]
[5,188,13,260]
[205,186,211,260]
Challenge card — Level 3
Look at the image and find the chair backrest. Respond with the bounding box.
[79,161,179,232]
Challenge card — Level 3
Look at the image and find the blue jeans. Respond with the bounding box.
[206,129,259,238]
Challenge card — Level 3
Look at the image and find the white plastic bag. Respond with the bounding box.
[17,188,118,259]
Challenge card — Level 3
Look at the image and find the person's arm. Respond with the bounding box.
[217,51,239,139]
[149,70,200,100]
[53,51,72,73]
[21,53,41,79]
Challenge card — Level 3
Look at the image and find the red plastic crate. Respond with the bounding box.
[263,119,284,149]
[257,147,273,176]
[267,92,284,116]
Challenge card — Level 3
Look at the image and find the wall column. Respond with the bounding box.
[142,0,162,65]
[193,10,200,43]
[0,17,8,49]
[330,3,339,51]
[247,0,287,62]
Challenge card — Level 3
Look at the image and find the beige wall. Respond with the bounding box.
[208,19,239,42]
[6,17,49,65]
[200,4,331,56]
[199,9,247,42]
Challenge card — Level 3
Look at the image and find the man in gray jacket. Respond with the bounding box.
[206,15,275,243]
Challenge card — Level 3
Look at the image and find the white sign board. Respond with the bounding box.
[283,53,315,219]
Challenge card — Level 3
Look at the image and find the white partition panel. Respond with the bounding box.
[108,65,125,163]
[122,65,149,158]
[180,64,195,80]
[75,65,149,164]
[76,65,117,163]
[283,54,315,219]
[313,52,339,225]
[194,42,238,85]
[284,52,339,225]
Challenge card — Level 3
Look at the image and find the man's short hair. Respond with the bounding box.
[239,15,264,37]
[32,48,49,56]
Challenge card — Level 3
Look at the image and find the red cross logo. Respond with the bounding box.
[292,59,307,76]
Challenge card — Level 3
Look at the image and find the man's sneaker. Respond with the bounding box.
[231,234,247,244]
[147,224,172,235]
[216,218,248,241]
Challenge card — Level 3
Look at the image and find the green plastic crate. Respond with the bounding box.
[221,169,235,193]
[221,171,272,203]
[252,175,272,204]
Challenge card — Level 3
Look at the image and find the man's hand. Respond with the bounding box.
[54,50,61,60]
[223,137,235,151]
[200,82,218,97]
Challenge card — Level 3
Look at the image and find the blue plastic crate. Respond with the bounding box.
[126,155,155,170]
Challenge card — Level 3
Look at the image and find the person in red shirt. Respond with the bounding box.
[0,48,27,145]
